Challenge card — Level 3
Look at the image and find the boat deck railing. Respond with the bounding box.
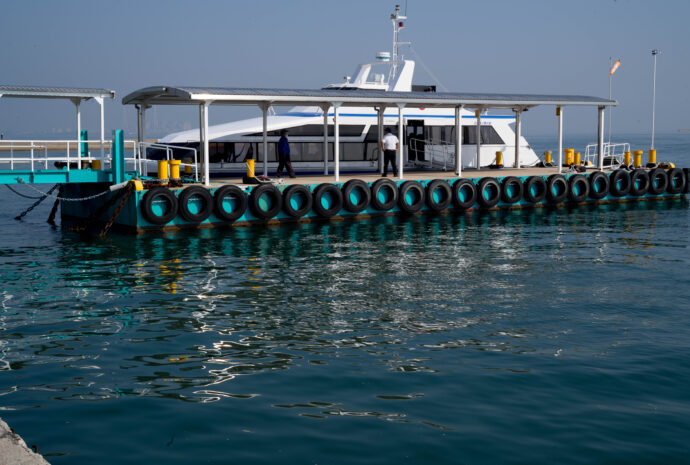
[584,142,630,168]
[137,142,199,182]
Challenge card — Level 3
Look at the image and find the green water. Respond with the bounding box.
[1,134,690,464]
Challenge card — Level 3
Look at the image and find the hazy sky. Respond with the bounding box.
[1,0,689,139]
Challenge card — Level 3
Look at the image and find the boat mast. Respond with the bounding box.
[390,5,408,84]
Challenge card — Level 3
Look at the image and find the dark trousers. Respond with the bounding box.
[277,153,295,177]
[383,149,397,175]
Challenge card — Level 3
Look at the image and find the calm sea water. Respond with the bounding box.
[1,134,689,464]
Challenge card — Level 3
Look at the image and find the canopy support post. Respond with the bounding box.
[397,103,405,179]
[557,106,563,174]
[321,104,330,175]
[333,102,341,182]
[377,106,385,175]
[514,108,522,169]
[475,108,482,169]
[597,106,605,170]
[199,101,211,187]
[260,102,270,177]
[455,105,462,176]
[95,96,105,166]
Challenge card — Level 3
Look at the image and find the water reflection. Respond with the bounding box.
[0,199,688,410]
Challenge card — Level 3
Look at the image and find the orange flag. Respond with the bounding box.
[609,60,621,75]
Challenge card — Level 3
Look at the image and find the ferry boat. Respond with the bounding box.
[157,5,540,175]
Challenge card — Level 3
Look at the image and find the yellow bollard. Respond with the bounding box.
[92,160,101,170]
[544,150,552,164]
[495,151,503,166]
[633,150,643,168]
[648,149,656,164]
[624,151,631,166]
[564,148,574,165]
[169,159,181,181]
[575,152,581,165]
[157,160,169,185]
[246,158,256,178]
[183,157,192,175]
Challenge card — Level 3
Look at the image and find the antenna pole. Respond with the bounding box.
[608,57,612,147]
[651,49,660,150]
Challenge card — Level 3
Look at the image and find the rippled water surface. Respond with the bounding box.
[1,134,690,464]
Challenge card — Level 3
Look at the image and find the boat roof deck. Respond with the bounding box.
[208,167,572,188]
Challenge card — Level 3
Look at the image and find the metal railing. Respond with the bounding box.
[584,142,630,168]
[0,139,107,171]
[134,142,199,182]
[409,138,455,171]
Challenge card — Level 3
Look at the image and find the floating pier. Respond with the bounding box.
[1,85,688,234]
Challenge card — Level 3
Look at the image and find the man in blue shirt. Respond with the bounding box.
[277,129,296,178]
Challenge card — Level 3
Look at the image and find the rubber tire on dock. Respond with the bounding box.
[588,171,610,200]
[249,184,282,220]
[608,169,632,197]
[214,185,247,222]
[282,185,313,218]
[567,174,590,202]
[522,176,546,203]
[476,177,501,209]
[452,179,477,210]
[312,183,343,218]
[341,180,371,213]
[683,168,690,194]
[370,178,398,211]
[546,174,568,204]
[647,168,669,195]
[666,168,686,194]
[177,186,214,223]
[425,179,452,212]
[500,176,523,204]
[141,187,179,225]
[629,170,650,197]
[397,181,425,214]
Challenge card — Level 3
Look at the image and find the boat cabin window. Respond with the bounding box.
[462,126,504,145]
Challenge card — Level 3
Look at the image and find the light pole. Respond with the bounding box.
[651,49,660,150]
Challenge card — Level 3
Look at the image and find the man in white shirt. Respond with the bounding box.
[381,128,399,177]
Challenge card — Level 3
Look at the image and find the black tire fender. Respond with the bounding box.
[425,179,452,212]
[546,174,568,204]
[523,176,546,203]
[214,185,247,222]
[177,185,213,223]
[500,176,523,204]
[341,179,371,213]
[567,174,589,202]
[282,184,313,218]
[141,186,178,225]
[648,168,668,195]
[370,178,398,211]
[452,179,477,209]
[609,169,631,197]
[312,183,343,217]
[248,184,282,220]
[476,177,501,209]
[398,181,425,214]
[666,167,685,194]
[629,169,650,197]
[588,171,610,200]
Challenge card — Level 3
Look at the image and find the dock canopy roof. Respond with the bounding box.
[122,86,617,109]
[0,85,115,101]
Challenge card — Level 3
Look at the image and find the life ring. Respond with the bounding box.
[452,179,477,209]
[141,186,178,225]
[608,169,631,197]
[500,176,523,204]
[546,174,568,204]
[397,181,425,214]
[425,179,452,212]
[248,184,282,220]
[588,171,609,200]
[647,168,668,195]
[629,169,650,197]
[476,177,501,209]
[666,167,686,194]
[282,184,313,218]
[567,174,589,202]
[213,185,247,222]
[312,183,343,217]
[522,176,546,203]
[341,179,371,213]
[370,178,398,211]
[176,186,213,223]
